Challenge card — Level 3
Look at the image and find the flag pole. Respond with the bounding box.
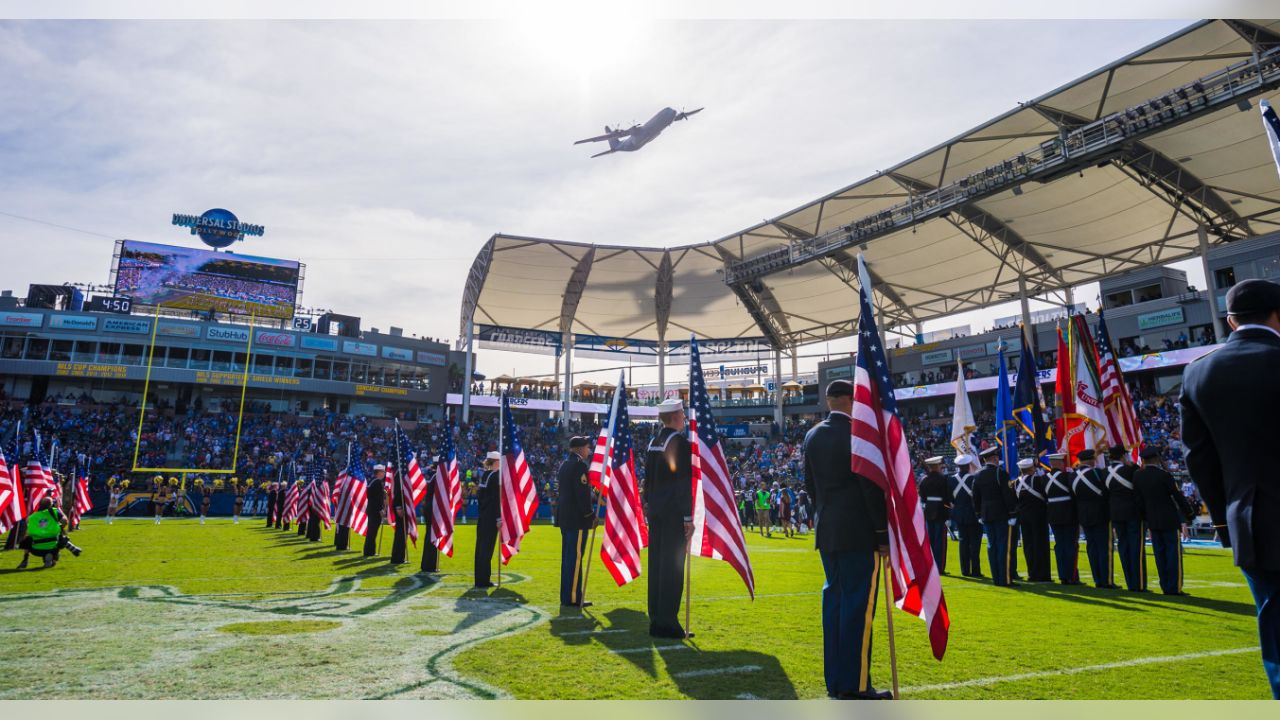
[580,491,600,604]
[881,551,900,699]
[584,373,622,605]
[684,536,693,637]
[497,392,504,590]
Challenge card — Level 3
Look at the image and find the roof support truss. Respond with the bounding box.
[558,247,596,336]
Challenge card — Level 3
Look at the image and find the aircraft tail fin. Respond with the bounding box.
[606,126,620,151]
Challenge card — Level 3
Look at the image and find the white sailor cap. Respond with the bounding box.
[372,464,386,471]
[953,454,975,466]
[1017,458,1035,470]
[485,451,502,461]
[924,456,943,465]
[979,446,1001,458]
[1045,453,1067,462]
[657,398,684,413]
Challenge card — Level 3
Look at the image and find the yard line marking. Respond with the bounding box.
[735,693,760,699]
[559,628,629,637]
[901,647,1259,693]
[611,644,691,655]
[673,665,762,679]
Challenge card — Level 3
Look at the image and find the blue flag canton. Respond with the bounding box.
[688,339,720,446]
[395,427,419,471]
[502,393,524,457]
[348,443,367,482]
[856,288,899,416]
[1096,310,1117,358]
[441,420,457,464]
[610,383,634,470]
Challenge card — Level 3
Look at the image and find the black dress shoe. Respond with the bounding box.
[473,583,496,589]
[561,601,594,608]
[836,688,893,700]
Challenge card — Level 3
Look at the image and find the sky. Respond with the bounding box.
[0,18,1202,386]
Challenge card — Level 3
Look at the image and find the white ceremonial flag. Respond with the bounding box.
[950,359,977,460]
[1263,99,1280,181]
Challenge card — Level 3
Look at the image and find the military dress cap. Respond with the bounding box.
[372,463,386,471]
[979,446,1000,458]
[953,454,975,466]
[569,436,591,449]
[924,456,943,465]
[1077,448,1097,461]
[1046,452,1066,461]
[484,451,502,461]
[1017,458,1035,469]
[826,379,854,397]
[1226,278,1280,315]
[656,398,684,413]
[1107,446,1127,458]
[1140,445,1163,460]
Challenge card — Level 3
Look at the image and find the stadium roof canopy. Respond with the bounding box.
[462,19,1280,350]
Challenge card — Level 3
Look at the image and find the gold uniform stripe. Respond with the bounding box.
[859,553,882,692]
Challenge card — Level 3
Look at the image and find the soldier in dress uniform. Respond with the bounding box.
[1072,449,1117,588]
[273,475,286,529]
[265,480,278,528]
[803,380,891,699]
[644,398,694,639]
[972,446,1018,587]
[474,451,502,589]
[363,464,387,557]
[918,457,953,574]
[555,436,596,607]
[1044,453,1081,585]
[1133,446,1193,596]
[1105,445,1145,592]
[948,454,982,578]
[1015,458,1052,582]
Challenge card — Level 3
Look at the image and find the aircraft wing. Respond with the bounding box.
[573,124,639,145]
[590,148,620,158]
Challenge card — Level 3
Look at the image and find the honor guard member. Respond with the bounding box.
[644,398,694,639]
[555,437,596,607]
[273,477,286,529]
[474,451,502,589]
[919,457,953,574]
[1072,449,1116,588]
[265,480,278,528]
[420,456,439,574]
[803,380,891,699]
[949,455,983,578]
[363,464,387,556]
[1105,446,1145,591]
[1015,458,1052,582]
[1180,278,1280,698]
[972,446,1018,587]
[333,475,352,552]
[1045,453,1081,584]
[1133,446,1193,596]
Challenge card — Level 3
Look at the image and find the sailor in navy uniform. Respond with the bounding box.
[1105,445,1145,591]
[972,446,1018,587]
[949,454,982,578]
[362,464,386,557]
[555,437,596,607]
[1045,453,1081,584]
[1180,278,1280,697]
[1073,449,1117,588]
[644,398,694,639]
[1015,458,1052,582]
[473,452,502,589]
[918,456,953,574]
[1133,446,1192,596]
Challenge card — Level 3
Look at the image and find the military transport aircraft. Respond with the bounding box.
[573,106,703,158]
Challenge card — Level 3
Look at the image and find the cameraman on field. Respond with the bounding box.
[16,497,83,570]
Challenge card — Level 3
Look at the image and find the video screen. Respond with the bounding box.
[114,240,300,319]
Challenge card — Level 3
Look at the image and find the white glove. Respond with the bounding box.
[1007,518,1017,526]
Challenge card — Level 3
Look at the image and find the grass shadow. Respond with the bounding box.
[591,607,660,679]
[1107,589,1258,618]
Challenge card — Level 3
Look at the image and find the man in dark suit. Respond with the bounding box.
[1181,278,1280,698]
[1045,453,1081,585]
[948,454,982,578]
[644,399,693,639]
[555,437,596,608]
[1133,446,1193,596]
[972,446,1017,587]
[1072,449,1116,589]
[918,456,953,574]
[474,452,502,589]
[804,380,891,700]
[362,465,386,557]
[1105,446,1144,591]
[1015,458,1052,583]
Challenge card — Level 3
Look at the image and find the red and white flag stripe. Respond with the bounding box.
[75,476,92,516]
[431,456,462,557]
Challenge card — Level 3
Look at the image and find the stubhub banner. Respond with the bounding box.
[207,326,251,343]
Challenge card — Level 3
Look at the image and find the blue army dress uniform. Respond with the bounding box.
[1044,455,1081,584]
[1014,458,1052,582]
[972,446,1018,587]
[644,399,693,639]
[1132,446,1192,596]
[949,455,983,577]
[473,453,502,588]
[918,457,953,574]
[1072,449,1117,588]
[803,380,891,699]
[1105,447,1146,591]
[555,437,596,607]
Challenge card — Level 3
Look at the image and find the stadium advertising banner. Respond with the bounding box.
[668,337,773,364]
[342,340,377,357]
[157,321,199,338]
[206,326,251,343]
[103,317,150,334]
[300,335,339,352]
[921,349,953,365]
[254,329,296,348]
[1137,307,1185,330]
[114,240,300,320]
[985,336,1022,355]
[416,351,447,366]
[572,334,659,364]
[49,315,99,331]
[382,346,412,361]
[0,311,43,327]
[477,325,561,356]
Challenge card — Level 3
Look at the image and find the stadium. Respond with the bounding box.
[2,17,1280,702]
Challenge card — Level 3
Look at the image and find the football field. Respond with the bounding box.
[0,519,1267,700]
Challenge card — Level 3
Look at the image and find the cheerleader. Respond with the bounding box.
[231,477,246,524]
[106,478,125,525]
[196,478,212,524]
[152,476,165,524]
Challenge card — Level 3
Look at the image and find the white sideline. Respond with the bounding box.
[560,628,629,637]
[673,665,762,679]
[611,644,691,655]
[901,646,1259,693]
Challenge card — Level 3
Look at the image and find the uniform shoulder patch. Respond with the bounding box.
[580,473,588,485]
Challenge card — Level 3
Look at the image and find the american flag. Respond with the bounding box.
[0,435,24,533]
[431,416,463,557]
[309,475,332,530]
[688,337,755,597]
[24,431,55,512]
[394,422,429,547]
[589,372,648,587]
[499,391,538,564]
[850,260,949,660]
[75,471,92,516]
[1096,310,1142,452]
[284,463,303,524]
[383,464,396,529]
[345,446,370,537]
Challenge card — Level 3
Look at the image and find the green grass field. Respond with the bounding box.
[0,518,1268,699]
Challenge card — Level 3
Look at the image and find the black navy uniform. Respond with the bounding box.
[554,453,595,606]
[1015,470,1052,582]
[1105,459,1145,591]
[362,475,386,556]
[919,470,953,574]
[1132,463,1192,595]
[644,426,692,638]
[1073,463,1113,587]
[474,468,501,587]
[972,460,1018,586]
[1045,466,1080,584]
[949,468,982,577]
[420,469,438,573]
